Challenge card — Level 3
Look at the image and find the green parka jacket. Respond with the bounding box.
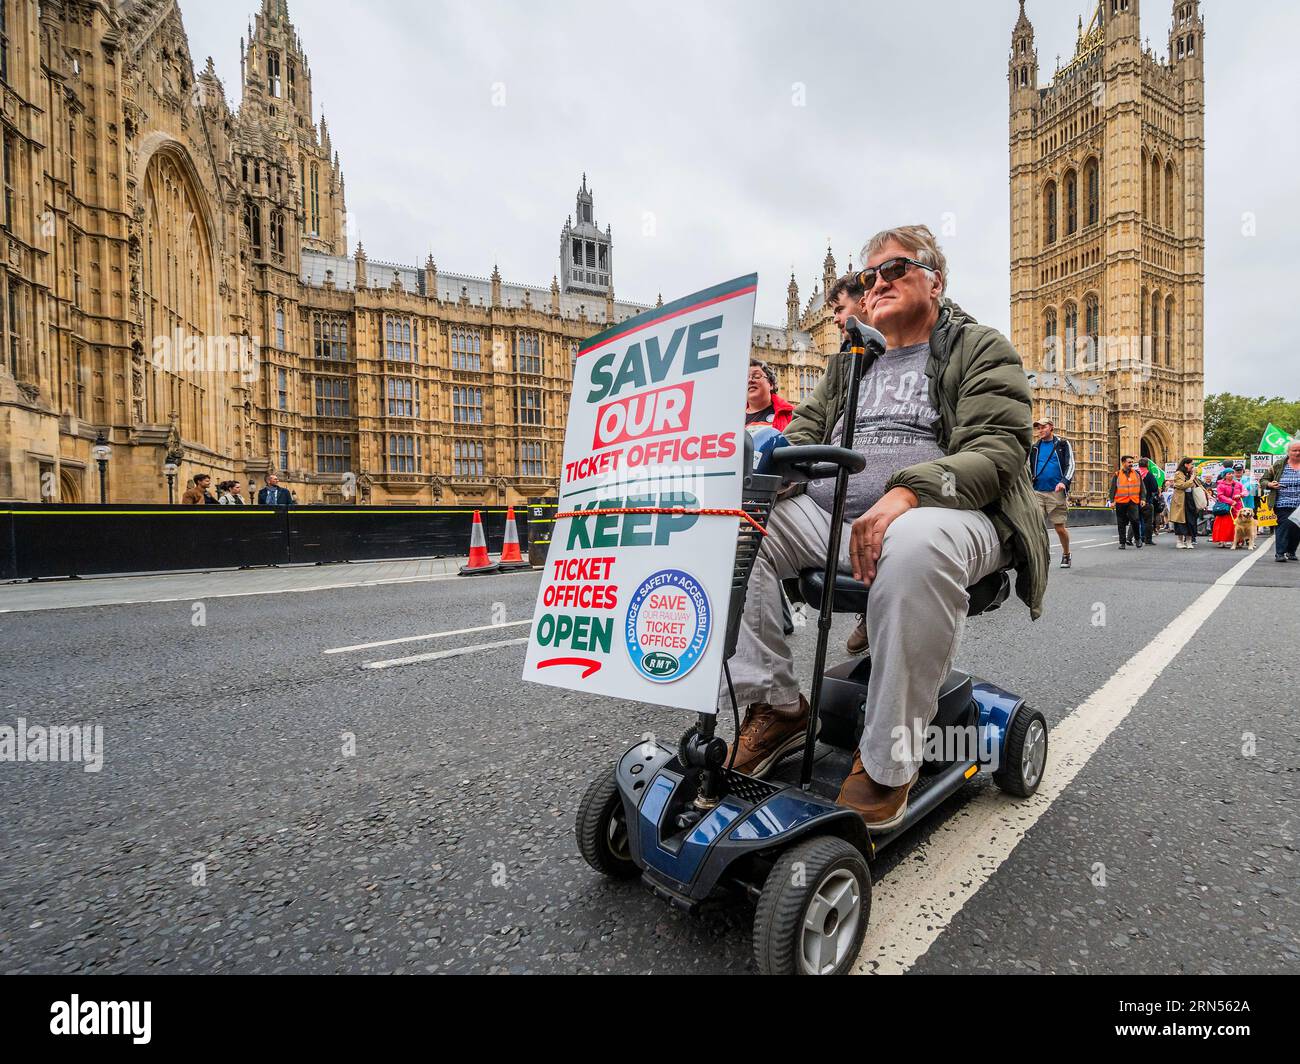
[784,299,1049,619]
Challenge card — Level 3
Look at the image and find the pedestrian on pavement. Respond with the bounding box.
[257,474,295,506]
[218,480,248,505]
[1169,457,1199,549]
[182,474,216,506]
[1108,455,1144,549]
[1210,469,1244,548]
[1263,440,1300,562]
[1138,458,1161,545]
[1030,417,1075,569]
[745,359,795,431]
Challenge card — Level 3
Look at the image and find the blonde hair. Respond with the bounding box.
[861,225,948,294]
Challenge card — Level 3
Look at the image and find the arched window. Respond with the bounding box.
[1084,295,1100,367]
[1140,149,1148,219]
[1150,154,1161,226]
[1063,302,1079,369]
[1085,158,1100,227]
[1164,162,1175,230]
[269,209,285,256]
[1044,181,1057,246]
[244,200,261,256]
[141,148,219,442]
[1064,169,1078,236]
[1044,309,1058,370]
[1150,290,1160,367]
[1164,296,1175,366]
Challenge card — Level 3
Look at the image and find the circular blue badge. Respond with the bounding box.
[624,569,712,683]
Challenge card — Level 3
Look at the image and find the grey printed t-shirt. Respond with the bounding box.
[806,341,945,518]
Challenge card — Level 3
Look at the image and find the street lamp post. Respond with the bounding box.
[91,432,112,505]
[164,415,184,506]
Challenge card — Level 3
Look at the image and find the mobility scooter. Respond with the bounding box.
[576,321,1049,975]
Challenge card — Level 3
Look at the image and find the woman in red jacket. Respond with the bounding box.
[1210,469,1245,548]
[746,359,795,432]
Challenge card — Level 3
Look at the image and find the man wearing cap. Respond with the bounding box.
[1029,418,1075,568]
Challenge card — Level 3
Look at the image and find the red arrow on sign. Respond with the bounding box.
[537,657,602,679]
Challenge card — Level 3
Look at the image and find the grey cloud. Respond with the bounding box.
[182,0,1299,392]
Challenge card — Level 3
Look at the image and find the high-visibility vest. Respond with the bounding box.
[1114,469,1142,505]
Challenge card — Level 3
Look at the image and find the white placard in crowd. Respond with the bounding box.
[522,275,758,712]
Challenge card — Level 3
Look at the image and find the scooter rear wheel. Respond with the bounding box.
[575,767,640,879]
[994,707,1048,798]
[753,835,871,975]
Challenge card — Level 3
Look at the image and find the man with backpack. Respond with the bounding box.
[1029,418,1075,568]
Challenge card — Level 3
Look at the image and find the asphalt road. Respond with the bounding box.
[1,527,1296,974]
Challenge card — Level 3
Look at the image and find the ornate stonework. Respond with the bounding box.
[0,0,823,505]
[14,1,1183,507]
[1009,1,1206,502]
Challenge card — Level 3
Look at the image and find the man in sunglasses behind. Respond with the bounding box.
[723,224,1048,829]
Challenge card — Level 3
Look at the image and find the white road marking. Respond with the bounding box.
[325,619,532,655]
[361,636,532,670]
[0,571,467,613]
[853,542,1272,975]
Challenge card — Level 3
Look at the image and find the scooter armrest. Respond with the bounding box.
[767,445,865,483]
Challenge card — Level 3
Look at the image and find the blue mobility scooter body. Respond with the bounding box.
[576,322,1048,974]
[610,670,1029,912]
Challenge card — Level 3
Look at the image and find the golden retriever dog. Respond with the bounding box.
[1233,508,1256,550]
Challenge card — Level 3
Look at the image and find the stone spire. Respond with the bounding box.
[423,254,437,300]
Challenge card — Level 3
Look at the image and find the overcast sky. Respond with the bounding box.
[180,1,1297,396]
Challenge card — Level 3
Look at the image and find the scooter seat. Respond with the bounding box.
[798,567,1011,618]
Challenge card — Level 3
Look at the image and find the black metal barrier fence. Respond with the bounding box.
[0,504,535,581]
[1065,507,1120,527]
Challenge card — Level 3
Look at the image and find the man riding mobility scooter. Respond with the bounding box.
[576,320,1049,975]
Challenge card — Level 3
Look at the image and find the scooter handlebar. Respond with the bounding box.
[766,444,866,482]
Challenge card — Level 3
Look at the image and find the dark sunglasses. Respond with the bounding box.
[857,256,935,292]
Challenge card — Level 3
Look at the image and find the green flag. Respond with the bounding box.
[1259,423,1296,455]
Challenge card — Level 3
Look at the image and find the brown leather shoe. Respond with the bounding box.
[846,614,870,656]
[728,696,812,778]
[836,751,917,830]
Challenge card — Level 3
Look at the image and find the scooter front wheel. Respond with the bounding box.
[753,835,871,975]
[575,767,640,879]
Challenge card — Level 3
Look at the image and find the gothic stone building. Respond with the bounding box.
[0,0,818,506]
[1010,0,1206,503]
[0,0,1207,509]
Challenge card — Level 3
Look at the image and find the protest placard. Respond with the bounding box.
[522,275,758,712]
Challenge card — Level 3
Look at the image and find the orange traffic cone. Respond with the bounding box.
[458,510,499,576]
[497,506,530,571]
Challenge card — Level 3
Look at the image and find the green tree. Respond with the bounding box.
[1203,393,1300,455]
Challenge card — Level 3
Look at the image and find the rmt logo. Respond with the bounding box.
[50,995,151,1044]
